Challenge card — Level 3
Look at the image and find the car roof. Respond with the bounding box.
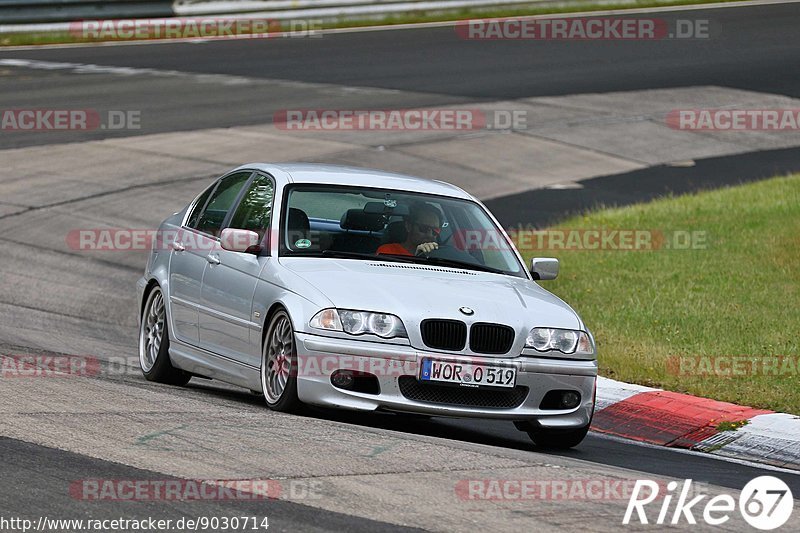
[239,163,475,200]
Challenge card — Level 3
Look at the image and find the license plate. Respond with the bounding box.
[419,359,516,389]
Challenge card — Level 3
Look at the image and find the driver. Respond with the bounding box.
[377,202,441,256]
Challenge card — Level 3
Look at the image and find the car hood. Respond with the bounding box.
[279,258,582,340]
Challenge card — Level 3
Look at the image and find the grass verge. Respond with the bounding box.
[521,174,800,414]
[2,0,742,47]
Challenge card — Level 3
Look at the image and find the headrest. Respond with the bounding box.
[287,207,310,232]
[385,220,408,243]
[340,209,385,232]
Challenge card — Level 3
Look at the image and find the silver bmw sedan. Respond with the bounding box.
[137,163,597,448]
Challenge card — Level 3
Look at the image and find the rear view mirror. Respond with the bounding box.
[220,228,261,254]
[530,257,559,280]
[363,201,409,215]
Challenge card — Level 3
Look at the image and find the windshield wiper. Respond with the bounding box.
[405,255,506,274]
[318,250,416,263]
[293,249,503,273]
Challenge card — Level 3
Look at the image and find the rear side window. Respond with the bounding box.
[228,174,275,240]
[190,172,251,237]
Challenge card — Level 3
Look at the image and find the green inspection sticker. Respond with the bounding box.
[295,239,311,249]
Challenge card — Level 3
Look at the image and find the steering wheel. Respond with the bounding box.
[417,242,476,262]
[414,226,454,257]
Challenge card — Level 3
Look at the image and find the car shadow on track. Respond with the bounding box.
[182,378,800,494]
[184,378,559,455]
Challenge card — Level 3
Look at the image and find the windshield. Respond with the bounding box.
[280,185,527,278]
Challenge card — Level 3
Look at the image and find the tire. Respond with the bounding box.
[527,424,590,449]
[139,286,191,386]
[261,309,301,413]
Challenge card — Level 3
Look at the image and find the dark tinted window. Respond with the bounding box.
[228,174,275,240]
[192,172,251,237]
[185,185,215,229]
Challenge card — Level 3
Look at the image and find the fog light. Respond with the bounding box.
[561,391,581,409]
[331,370,355,390]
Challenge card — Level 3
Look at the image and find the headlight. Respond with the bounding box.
[310,309,407,339]
[525,327,594,355]
[367,313,402,337]
[340,310,368,334]
[529,328,551,351]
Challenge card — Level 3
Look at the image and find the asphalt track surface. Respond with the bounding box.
[0,438,423,532]
[0,1,799,148]
[1,1,800,530]
[486,145,800,227]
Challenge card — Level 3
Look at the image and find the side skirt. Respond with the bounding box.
[169,338,262,392]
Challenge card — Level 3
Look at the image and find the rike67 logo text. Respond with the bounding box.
[624,477,793,530]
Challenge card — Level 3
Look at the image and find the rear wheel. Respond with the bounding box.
[261,310,301,413]
[527,424,590,449]
[139,286,191,386]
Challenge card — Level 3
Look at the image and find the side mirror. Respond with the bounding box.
[220,228,261,254]
[530,257,559,280]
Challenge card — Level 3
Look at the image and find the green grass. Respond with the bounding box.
[520,174,800,414]
[716,420,748,432]
[1,0,742,47]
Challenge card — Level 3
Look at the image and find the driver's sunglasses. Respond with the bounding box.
[415,223,441,237]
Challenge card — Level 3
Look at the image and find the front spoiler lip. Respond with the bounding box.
[295,332,597,426]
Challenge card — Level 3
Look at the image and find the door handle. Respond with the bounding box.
[171,241,185,252]
[206,253,221,265]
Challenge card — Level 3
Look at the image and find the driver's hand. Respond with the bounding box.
[416,242,438,255]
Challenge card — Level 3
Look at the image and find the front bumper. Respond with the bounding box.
[295,332,597,429]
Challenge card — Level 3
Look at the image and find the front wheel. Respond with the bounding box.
[139,286,191,386]
[527,424,590,449]
[261,310,301,413]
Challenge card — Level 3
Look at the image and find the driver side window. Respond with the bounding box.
[189,171,252,237]
[228,173,275,240]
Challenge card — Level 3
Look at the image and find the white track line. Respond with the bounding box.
[1,0,798,51]
[0,58,405,95]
